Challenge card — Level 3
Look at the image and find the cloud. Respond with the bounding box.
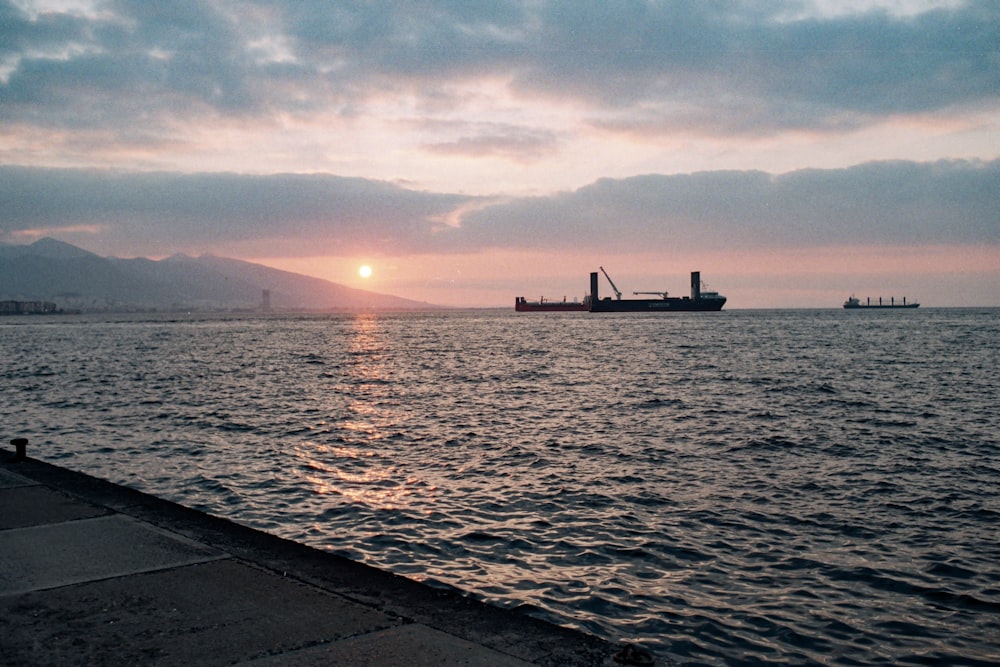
[2,158,996,258]
[422,124,559,161]
[455,158,1000,251]
[2,0,997,143]
[515,1,1000,134]
[0,166,473,255]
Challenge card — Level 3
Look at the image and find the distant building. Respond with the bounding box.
[0,300,60,315]
[261,289,271,312]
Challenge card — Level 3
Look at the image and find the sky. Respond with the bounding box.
[1,0,998,308]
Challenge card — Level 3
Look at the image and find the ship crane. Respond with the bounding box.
[633,291,668,299]
[599,266,622,300]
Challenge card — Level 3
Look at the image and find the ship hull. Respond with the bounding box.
[515,302,589,312]
[843,296,919,309]
[515,296,589,311]
[589,297,726,312]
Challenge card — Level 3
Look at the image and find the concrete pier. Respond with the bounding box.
[1,448,625,666]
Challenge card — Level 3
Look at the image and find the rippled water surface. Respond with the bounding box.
[3,308,999,665]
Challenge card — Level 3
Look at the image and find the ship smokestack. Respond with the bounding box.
[691,271,701,300]
[590,272,599,302]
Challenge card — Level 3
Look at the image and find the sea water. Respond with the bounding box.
[2,308,998,665]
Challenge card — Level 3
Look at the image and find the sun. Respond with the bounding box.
[358,264,373,279]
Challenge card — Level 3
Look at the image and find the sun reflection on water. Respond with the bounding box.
[294,314,434,511]
[294,441,425,510]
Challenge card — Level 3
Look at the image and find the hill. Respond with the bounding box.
[0,238,437,312]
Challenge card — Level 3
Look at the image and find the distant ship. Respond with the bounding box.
[588,267,726,312]
[515,296,590,312]
[843,295,919,309]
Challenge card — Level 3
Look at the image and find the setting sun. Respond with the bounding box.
[358,264,372,279]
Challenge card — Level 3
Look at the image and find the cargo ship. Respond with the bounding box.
[515,296,590,312]
[843,295,919,309]
[588,267,726,312]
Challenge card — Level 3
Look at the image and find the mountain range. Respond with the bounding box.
[0,238,436,312]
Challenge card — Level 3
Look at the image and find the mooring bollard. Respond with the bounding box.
[11,437,28,461]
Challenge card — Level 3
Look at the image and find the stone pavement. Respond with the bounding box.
[0,447,638,666]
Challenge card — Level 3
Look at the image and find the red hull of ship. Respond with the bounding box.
[515,298,589,312]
